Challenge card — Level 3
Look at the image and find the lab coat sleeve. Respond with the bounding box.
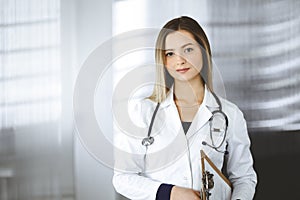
[113,171,162,200]
[112,100,162,200]
[226,108,257,200]
[112,131,162,200]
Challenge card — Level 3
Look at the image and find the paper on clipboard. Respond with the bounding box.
[200,150,232,200]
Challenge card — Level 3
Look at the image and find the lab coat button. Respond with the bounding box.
[183,176,188,180]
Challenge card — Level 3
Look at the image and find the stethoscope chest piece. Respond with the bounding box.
[141,103,160,147]
[142,136,154,146]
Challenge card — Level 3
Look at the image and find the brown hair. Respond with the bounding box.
[149,16,213,103]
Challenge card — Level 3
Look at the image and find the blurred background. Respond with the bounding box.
[0,0,300,199]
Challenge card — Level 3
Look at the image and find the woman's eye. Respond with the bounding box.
[184,47,193,53]
[165,52,174,57]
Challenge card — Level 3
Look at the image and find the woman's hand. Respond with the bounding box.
[170,186,201,200]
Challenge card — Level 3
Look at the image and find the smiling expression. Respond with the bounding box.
[164,30,203,83]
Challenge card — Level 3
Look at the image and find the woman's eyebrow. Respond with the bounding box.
[181,43,194,48]
[165,43,194,51]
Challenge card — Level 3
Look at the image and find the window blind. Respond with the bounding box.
[0,0,61,128]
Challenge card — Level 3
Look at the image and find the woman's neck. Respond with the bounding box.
[174,76,205,106]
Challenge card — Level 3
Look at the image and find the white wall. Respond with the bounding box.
[70,0,115,199]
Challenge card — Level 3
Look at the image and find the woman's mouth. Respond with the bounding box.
[176,68,190,73]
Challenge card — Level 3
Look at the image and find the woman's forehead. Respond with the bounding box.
[165,30,197,50]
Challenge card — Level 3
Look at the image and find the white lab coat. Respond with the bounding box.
[113,86,257,200]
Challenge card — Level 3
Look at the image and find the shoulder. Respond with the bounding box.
[216,96,249,138]
[128,97,158,127]
[218,96,245,121]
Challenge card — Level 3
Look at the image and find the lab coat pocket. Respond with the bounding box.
[205,134,228,167]
[208,132,227,148]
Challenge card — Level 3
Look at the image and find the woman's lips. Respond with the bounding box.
[176,68,190,73]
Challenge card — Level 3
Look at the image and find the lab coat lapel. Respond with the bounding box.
[186,104,212,138]
[186,87,219,138]
[161,85,220,139]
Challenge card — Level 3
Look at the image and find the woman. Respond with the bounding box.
[113,16,257,200]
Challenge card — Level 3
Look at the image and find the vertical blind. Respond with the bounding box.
[0,0,61,128]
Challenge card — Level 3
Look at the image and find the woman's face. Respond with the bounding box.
[164,30,203,83]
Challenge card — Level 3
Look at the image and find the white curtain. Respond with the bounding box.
[0,0,61,128]
[0,1,74,200]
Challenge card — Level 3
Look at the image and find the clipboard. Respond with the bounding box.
[200,150,232,200]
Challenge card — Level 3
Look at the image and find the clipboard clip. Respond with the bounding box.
[202,170,214,199]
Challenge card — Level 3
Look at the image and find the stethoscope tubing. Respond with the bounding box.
[142,92,228,154]
[141,102,160,146]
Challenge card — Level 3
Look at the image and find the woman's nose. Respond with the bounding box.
[175,54,186,65]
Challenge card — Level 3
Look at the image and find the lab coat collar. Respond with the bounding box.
[205,87,220,109]
[159,86,174,108]
[160,84,221,138]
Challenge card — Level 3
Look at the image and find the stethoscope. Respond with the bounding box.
[202,92,229,154]
[142,91,229,154]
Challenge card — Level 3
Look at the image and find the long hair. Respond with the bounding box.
[149,16,213,103]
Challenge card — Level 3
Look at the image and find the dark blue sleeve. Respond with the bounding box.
[156,184,175,200]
